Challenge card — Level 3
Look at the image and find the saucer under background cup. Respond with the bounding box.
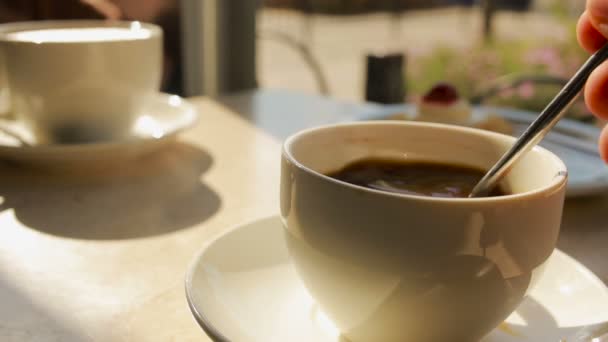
[0,93,198,165]
[186,216,608,342]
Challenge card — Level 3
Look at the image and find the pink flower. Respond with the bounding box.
[518,82,535,99]
[525,47,565,75]
[525,48,558,64]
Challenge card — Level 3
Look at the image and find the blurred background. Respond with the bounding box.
[0,0,593,122]
[257,0,589,121]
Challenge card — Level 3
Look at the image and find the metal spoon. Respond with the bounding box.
[469,43,608,198]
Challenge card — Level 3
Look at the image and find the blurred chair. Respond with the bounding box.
[257,0,423,98]
[257,0,329,95]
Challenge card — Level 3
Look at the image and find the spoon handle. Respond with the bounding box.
[469,43,608,198]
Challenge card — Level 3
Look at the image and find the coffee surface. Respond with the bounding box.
[6,27,151,43]
[327,158,506,198]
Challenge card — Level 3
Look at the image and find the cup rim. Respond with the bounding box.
[0,20,162,44]
[283,121,568,203]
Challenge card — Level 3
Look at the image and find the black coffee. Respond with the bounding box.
[327,159,506,198]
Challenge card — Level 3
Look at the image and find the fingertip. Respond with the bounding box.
[578,11,607,53]
[585,61,608,121]
[588,0,608,23]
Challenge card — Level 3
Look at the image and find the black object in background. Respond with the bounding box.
[365,53,405,104]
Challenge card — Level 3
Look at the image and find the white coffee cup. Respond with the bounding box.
[281,121,567,342]
[0,20,162,144]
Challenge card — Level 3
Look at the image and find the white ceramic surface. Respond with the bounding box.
[0,93,197,165]
[280,122,567,341]
[355,104,608,197]
[0,20,162,143]
[186,216,608,342]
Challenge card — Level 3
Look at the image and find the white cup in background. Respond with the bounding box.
[0,20,162,144]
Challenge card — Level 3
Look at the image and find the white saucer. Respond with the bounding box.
[186,216,608,342]
[355,104,608,198]
[0,93,198,164]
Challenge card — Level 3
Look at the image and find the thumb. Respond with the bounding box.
[587,0,608,37]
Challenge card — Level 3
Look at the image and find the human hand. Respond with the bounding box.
[578,0,608,161]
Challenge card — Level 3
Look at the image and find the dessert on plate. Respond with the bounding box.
[382,82,514,136]
[416,83,472,125]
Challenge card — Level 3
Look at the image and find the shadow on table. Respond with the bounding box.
[0,142,221,240]
[0,272,88,341]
